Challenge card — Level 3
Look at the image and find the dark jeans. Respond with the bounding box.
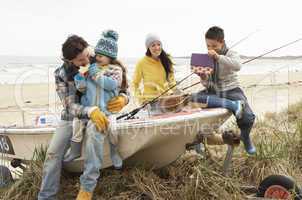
[191,87,255,140]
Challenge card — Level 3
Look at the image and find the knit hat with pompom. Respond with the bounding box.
[95,30,119,59]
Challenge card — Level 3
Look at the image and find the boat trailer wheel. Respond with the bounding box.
[0,165,13,188]
[257,175,302,200]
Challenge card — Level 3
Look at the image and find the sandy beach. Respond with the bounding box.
[0,71,302,127]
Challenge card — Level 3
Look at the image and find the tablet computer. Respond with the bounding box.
[190,53,214,68]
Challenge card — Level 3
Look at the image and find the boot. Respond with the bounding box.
[241,132,256,155]
[234,100,245,120]
[76,189,92,200]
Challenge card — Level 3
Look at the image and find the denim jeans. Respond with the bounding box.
[190,94,239,115]
[79,120,123,192]
[38,120,123,199]
[191,87,255,141]
[38,120,73,200]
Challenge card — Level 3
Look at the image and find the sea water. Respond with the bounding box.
[0,56,302,85]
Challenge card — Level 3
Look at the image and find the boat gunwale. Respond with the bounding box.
[0,108,230,135]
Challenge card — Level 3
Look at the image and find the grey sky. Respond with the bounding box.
[1,0,301,57]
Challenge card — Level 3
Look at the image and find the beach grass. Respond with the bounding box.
[1,101,302,199]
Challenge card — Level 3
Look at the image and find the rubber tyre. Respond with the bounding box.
[0,165,13,188]
[257,175,302,200]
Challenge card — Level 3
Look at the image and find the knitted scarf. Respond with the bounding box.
[207,44,229,92]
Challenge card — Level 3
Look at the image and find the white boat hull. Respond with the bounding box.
[0,108,230,172]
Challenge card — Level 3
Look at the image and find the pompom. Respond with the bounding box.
[102,30,119,41]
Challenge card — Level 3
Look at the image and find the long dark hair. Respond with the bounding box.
[146,49,173,80]
[110,59,129,94]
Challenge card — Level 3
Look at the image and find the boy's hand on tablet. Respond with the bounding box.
[192,66,213,75]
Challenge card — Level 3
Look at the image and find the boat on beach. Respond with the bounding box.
[0,108,231,173]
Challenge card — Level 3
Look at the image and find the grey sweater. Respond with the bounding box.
[201,49,242,92]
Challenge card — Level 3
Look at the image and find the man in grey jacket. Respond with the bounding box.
[191,26,256,154]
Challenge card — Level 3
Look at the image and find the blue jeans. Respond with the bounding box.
[38,120,73,200]
[79,120,123,192]
[38,120,123,199]
[191,87,255,142]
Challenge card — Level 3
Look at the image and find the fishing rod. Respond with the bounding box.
[181,81,200,91]
[229,29,260,49]
[117,30,260,120]
[182,38,302,91]
[116,72,195,120]
[118,37,301,120]
[242,38,302,64]
[244,57,302,89]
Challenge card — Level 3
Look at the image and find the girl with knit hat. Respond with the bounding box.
[62,30,128,200]
[132,33,176,106]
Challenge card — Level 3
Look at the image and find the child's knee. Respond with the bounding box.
[190,92,208,103]
[86,123,106,142]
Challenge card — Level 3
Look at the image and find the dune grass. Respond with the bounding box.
[1,101,302,199]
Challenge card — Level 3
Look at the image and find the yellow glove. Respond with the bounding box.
[89,107,109,132]
[107,95,127,113]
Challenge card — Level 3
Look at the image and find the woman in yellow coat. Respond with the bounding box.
[132,33,176,104]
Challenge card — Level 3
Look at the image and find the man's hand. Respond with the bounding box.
[89,107,109,132]
[208,50,219,60]
[107,95,128,113]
